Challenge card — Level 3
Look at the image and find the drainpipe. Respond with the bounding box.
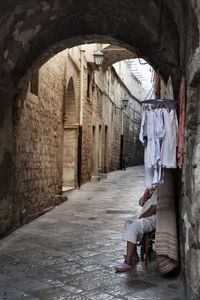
[80,47,85,126]
[77,47,85,188]
[77,125,82,188]
[120,110,124,170]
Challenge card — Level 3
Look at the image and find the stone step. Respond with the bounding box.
[62,186,75,197]
[90,175,101,183]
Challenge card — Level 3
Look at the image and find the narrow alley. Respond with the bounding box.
[0,166,184,300]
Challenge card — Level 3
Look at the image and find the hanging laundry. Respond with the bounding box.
[142,107,166,187]
[160,108,178,168]
[140,101,177,187]
[160,76,178,168]
[141,108,155,189]
[144,165,154,189]
[154,109,165,145]
[144,108,155,168]
[152,161,162,187]
[152,108,165,186]
[139,108,148,145]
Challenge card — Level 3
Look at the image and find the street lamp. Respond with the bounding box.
[93,50,104,68]
[120,98,129,171]
[122,97,129,109]
[87,50,104,71]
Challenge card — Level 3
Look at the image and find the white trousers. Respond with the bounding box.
[122,215,156,244]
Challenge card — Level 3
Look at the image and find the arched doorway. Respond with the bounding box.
[63,77,78,188]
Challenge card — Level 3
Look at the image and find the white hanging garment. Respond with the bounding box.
[152,108,165,186]
[145,108,155,168]
[153,108,165,165]
[143,108,155,189]
[144,165,154,188]
[161,108,178,168]
[139,109,147,144]
[144,107,165,188]
[152,161,162,187]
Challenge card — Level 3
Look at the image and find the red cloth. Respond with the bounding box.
[177,76,185,169]
[139,189,151,207]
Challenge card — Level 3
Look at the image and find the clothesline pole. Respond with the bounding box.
[120,109,124,170]
[121,110,124,135]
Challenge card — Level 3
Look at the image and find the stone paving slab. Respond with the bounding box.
[0,166,184,300]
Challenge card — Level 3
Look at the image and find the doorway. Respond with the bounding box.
[63,77,78,187]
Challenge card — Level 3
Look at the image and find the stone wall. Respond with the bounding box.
[104,67,143,170]
[0,44,143,236]
[180,81,200,299]
[78,44,143,184]
[13,52,66,228]
[177,3,200,298]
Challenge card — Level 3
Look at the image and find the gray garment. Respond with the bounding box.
[122,189,157,244]
[122,215,156,244]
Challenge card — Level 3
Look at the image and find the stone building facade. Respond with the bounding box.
[1,1,200,297]
[13,52,66,227]
[6,44,143,235]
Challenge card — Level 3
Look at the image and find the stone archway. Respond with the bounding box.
[64,77,77,125]
[0,1,200,298]
[1,0,189,90]
[63,77,78,188]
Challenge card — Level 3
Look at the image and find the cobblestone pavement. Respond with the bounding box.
[0,166,184,300]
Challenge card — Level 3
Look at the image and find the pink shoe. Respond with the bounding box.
[115,262,133,272]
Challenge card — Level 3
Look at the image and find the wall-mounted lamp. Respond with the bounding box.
[93,51,104,68]
[120,97,129,171]
[122,97,129,109]
[87,50,104,71]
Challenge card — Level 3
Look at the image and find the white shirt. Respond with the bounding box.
[161,108,178,168]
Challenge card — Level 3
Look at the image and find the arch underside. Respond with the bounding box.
[0,0,186,97]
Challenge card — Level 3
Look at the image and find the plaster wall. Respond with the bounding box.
[113,61,153,101]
